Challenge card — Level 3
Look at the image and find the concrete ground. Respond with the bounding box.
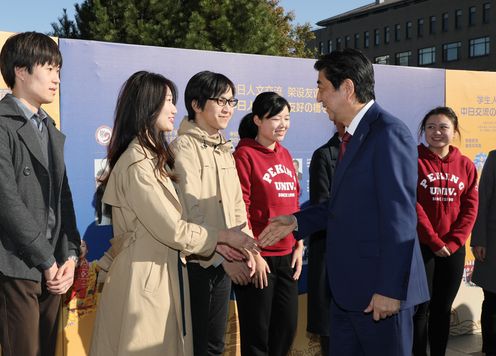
[446,333,484,356]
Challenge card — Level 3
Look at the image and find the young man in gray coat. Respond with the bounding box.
[0,32,80,356]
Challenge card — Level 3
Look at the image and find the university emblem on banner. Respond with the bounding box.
[95,125,112,146]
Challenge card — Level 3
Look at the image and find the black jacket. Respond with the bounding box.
[306,132,340,335]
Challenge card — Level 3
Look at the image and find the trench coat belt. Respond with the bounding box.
[97,231,137,272]
[177,251,186,336]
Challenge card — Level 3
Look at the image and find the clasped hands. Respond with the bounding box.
[216,222,259,285]
[44,259,77,295]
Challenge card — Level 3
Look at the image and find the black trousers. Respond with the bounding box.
[413,245,466,356]
[481,289,496,354]
[234,254,298,356]
[188,262,231,356]
[0,274,61,356]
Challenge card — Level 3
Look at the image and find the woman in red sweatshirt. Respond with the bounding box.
[233,92,303,356]
[413,107,478,356]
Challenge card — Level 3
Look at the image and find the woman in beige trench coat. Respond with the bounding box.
[90,71,257,356]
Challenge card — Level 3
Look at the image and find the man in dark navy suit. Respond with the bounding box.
[259,49,429,356]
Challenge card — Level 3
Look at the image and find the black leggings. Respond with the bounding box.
[413,245,466,356]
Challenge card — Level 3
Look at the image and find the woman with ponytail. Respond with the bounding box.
[233,92,303,356]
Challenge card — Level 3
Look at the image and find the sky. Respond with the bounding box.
[0,0,372,34]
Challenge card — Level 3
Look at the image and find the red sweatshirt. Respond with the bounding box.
[234,138,300,256]
[416,144,478,253]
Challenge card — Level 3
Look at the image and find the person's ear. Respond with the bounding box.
[14,66,28,82]
[192,100,202,113]
[253,115,263,127]
[342,79,356,102]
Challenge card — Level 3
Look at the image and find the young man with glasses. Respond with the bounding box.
[172,71,254,356]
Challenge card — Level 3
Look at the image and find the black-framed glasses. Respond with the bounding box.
[208,97,239,107]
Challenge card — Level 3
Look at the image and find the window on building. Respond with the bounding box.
[455,9,462,29]
[469,6,476,26]
[395,24,401,41]
[374,55,390,64]
[483,3,491,24]
[430,16,436,34]
[336,37,342,51]
[345,35,351,48]
[418,18,424,37]
[418,46,436,65]
[469,37,490,57]
[374,29,380,46]
[328,40,333,53]
[442,42,461,62]
[442,12,449,31]
[319,42,324,55]
[406,21,412,39]
[364,31,370,48]
[354,33,360,49]
[395,51,412,66]
[384,26,390,44]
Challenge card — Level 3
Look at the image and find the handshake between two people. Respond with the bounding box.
[258,215,298,247]
[214,217,299,287]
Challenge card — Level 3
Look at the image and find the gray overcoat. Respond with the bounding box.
[0,94,80,282]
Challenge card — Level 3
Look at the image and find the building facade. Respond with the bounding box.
[311,0,494,71]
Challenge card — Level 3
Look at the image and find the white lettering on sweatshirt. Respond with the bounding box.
[419,171,465,202]
[262,164,294,184]
[420,172,464,190]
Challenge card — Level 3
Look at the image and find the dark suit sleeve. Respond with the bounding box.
[374,124,418,301]
[294,202,329,239]
[59,170,81,258]
[0,125,54,268]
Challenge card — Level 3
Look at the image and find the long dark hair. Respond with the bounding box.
[100,70,178,186]
[238,92,290,139]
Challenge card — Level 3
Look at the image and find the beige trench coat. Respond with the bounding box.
[90,139,217,356]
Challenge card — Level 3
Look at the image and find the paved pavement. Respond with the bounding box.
[446,333,484,356]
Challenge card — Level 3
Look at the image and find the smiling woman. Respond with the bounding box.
[90,71,258,356]
[414,106,479,356]
[233,91,303,356]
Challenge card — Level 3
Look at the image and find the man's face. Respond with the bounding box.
[195,87,234,135]
[316,70,347,124]
[17,63,60,107]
